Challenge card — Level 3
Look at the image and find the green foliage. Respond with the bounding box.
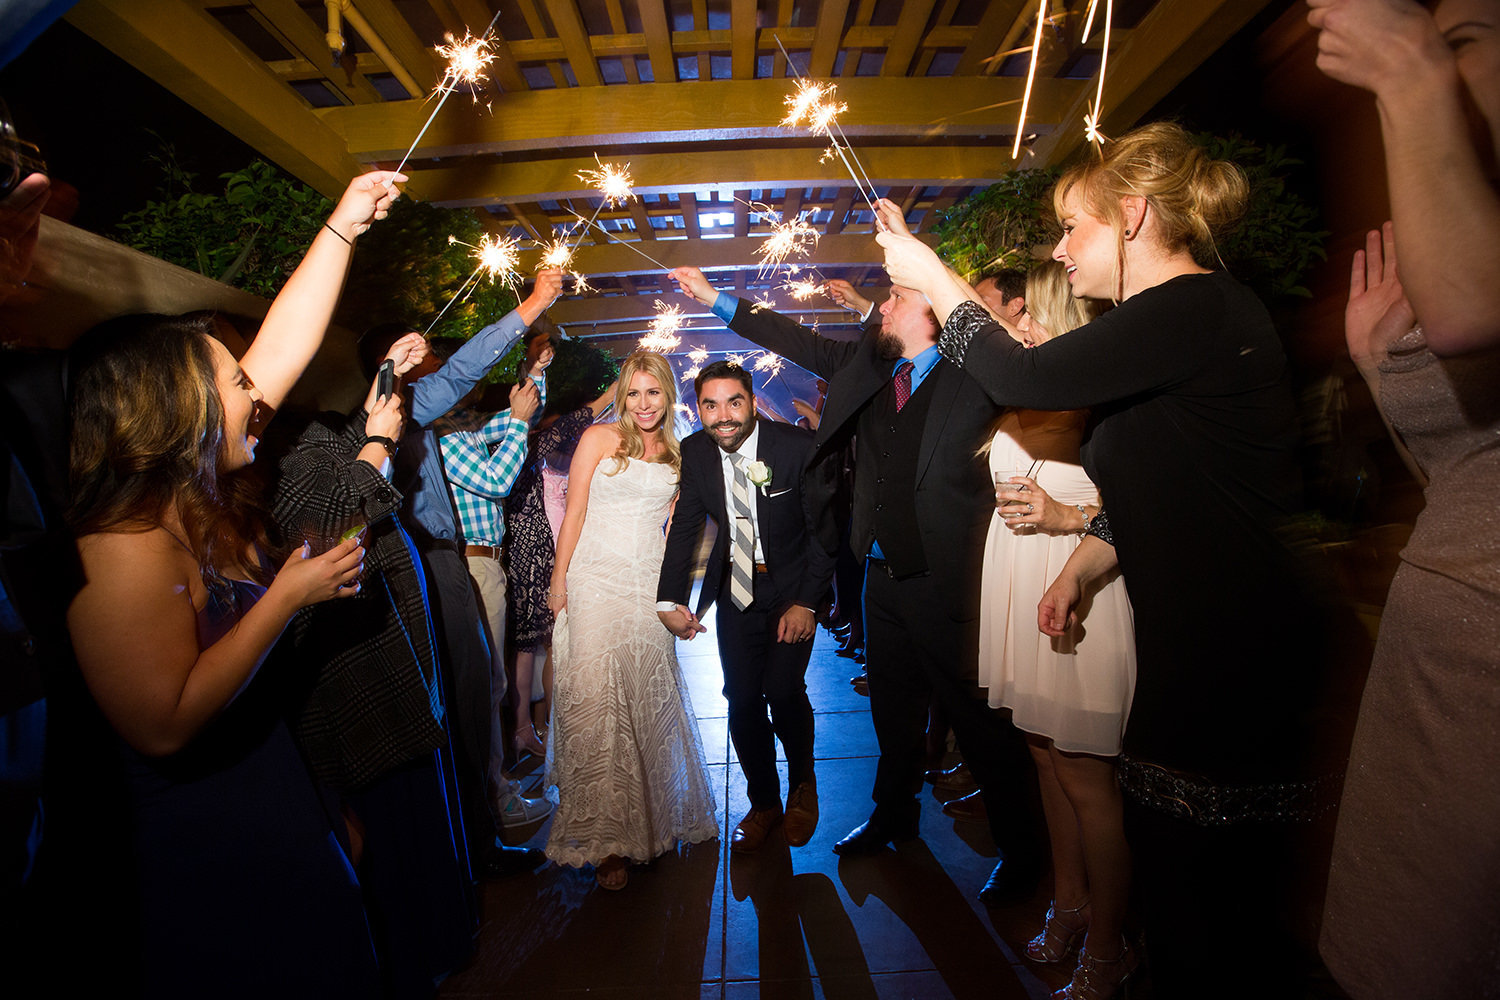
[1196,132,1328,301]
[341,197,518,338]
[115,146,331,298]
[931,167,1061,280]
[928,131,1328,304]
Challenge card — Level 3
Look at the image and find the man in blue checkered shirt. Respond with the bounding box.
[436,336,552,830]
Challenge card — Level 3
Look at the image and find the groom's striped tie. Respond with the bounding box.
[728,453,755,611]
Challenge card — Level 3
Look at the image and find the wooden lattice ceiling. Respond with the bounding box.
[67,0,1272,351]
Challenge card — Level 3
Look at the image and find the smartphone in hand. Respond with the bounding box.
[376,359,396,400]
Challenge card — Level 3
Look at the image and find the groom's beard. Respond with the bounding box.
[876,330,904,360]
[710,414,754,453]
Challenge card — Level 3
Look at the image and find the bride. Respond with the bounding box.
[544,351,719,889]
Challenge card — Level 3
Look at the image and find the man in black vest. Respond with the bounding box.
[656,361,837,853]
[668,265,1043,902]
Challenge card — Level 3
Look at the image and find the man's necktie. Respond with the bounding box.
[893,359,915,412]
[727,453,755,610]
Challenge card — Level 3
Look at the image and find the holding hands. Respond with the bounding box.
[658,604,708,640]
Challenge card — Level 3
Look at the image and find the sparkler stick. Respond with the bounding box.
[1086,0,1114,149]
[773,35,884,228]
[425,233,520,334]
[1012,0,1048,160]
[389,10,503,186]
[566,209,674,270]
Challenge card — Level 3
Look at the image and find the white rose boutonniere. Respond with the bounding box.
[745,460,773,493]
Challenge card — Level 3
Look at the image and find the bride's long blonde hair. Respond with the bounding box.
[607,351,681,475]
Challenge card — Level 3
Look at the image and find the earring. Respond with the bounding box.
[1124,228,1133,236]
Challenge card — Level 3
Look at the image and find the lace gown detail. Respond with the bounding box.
[544,457,720,867]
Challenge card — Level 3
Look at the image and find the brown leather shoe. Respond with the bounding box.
[783,782,820,847]
[730,806,782,854]
[941,788,988,822]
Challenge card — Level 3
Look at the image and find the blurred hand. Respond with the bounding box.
[0,173,49,304]
[1346,221,1416,370]
[824,278,873,317]
[668,266,716,306]
[1307,0,1446,96]
[274,538,365,607]
[510,379,541,422]
[364,389,405,441]
[385,332,429,375]
[327,170,406,240]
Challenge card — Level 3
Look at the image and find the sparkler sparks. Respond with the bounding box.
[681,365,701,383]
[687,346,710,366]
[750,204,820,277]
[578,157,635,208]
[537,235,593,294]
[389,11,503,184]
[1085,0,1114,149]
[773,36,882,226]
[425,232,521,334]
[639,301,686,353]
[781,277,824,301]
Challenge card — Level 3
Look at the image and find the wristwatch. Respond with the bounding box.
[366,435,399,457]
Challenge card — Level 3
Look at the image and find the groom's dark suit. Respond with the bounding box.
[724,298,1042,885]
[657,420,837,812]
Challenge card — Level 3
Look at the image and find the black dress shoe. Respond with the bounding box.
[480,845,546,880]
[832,816,919,856]
[977,855,1042,907]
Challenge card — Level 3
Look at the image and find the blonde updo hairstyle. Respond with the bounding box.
[1053,121,1249,301]
[608,350,681,475]
[1023,260,1100,344]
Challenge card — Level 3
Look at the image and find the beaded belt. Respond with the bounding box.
[1117,755,1342,827]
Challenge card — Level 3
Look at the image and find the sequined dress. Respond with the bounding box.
[544,456,719,866]
[1321,330,1500,998]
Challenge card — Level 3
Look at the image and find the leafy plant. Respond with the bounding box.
[115,145,331,298]
[931,167,1061,280]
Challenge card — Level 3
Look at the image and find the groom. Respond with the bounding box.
[657,361,837,853]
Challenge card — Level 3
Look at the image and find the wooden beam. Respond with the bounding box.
[542,0,603,86]
[731,0,757,80]
[955,0,1026,76]
[881,0,938,76]
[249,0,381,104]
[604,0,642,82]
[679,192,701,239]
[1031,0,1275,166]
[67,0,367,200]
[826,188,855,234]
[639,0,677,84]
[409,145,1024,206]
[511,231,934,275]
[627,200,658,239]
[320,76,1085,159]
[345,0,439,93]
[807,0,850,78]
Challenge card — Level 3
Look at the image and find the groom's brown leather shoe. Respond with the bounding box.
[783,782,819,847]
[730,807,782,854]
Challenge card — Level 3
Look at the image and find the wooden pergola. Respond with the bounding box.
[65,0,1274,354]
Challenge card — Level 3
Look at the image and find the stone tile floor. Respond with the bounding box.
[439,621,1082,1000]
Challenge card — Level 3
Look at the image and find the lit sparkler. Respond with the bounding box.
[727,353,748,368]
[755,211,820,277]
[567,157,636,254]
[687,346,710,366]
[752,350,797,394]
[425,232,521,334]
[1085,0,1114,150]
[389,11,503,184]
[773,36,882,226]
[781,276,824,301]
[1012,0,1049,160]
[537,234,593,294]
[681,365,701,383]
[639,300,686,353]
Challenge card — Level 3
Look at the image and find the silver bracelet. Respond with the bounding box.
[1075,504,1092,537]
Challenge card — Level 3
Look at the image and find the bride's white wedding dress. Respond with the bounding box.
[544,456,719,866]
